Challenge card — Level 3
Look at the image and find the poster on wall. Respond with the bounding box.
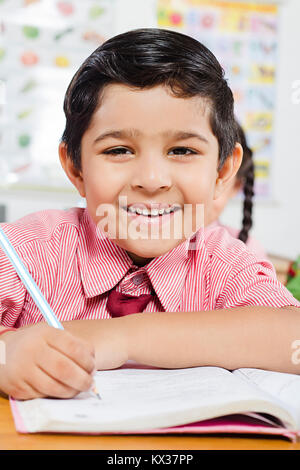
[0,0,116,191]
[157,0,279,199]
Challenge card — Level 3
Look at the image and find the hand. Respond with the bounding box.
[62,317,130,371]
[0,323,96,400]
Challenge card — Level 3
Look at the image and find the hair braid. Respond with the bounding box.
[238,157,255,244]
[236,122,255,244]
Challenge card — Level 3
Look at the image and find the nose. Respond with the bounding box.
[130,156,172,194]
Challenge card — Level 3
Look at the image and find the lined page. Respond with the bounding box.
[14,366,294,433]
[233,368,300,427]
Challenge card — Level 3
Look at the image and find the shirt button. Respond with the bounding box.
[132,274,144,285]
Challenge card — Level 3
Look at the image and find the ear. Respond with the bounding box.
[214,143,243,200]
[59,142,86,198]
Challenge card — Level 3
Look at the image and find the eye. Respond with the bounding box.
[103,147,132,155]
[168,147,197,159]
[102,147,134,160]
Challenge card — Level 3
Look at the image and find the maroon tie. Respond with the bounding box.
[106,289,153,318]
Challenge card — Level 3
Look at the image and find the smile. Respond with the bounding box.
[120,206,181,227]
[123,205,181,217]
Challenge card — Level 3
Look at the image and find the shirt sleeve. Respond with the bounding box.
[0,247,26,327]
[221,224,268,261]
[216,254,300,309]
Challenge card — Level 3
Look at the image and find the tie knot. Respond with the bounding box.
[106,289,153,318]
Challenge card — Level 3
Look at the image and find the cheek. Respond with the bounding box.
[83,163,124,204]
[82,162,128,230]
[176,166,217,233]
[179,165,216,204]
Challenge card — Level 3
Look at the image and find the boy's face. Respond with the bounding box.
[60,84,241,265]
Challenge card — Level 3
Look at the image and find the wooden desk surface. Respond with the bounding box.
[1,397,300,451]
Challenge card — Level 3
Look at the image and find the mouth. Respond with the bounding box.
[121,204,182,218]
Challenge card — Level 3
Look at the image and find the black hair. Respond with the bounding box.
[61,27,238,170]
[235,122,255,244]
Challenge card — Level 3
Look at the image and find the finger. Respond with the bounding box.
[7,378,44,400]
[36,345,94,393]
[46,330,95,374]
[25,366,80,399]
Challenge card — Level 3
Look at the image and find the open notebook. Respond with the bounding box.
[10,363,300,441]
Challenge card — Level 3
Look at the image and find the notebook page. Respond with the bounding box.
[14,366,294,433]
[233,368,300,426]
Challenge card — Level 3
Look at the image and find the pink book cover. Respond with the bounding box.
[9,398,297,442]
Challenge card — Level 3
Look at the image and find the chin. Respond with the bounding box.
[119,238,185,259]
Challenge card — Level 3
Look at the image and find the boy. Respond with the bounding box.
[0,28,299,400]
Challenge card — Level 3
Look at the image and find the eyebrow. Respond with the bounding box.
[93,129,209,145]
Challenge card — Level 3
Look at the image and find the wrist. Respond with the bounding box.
[0,327,17,341]
[0,328,17,398]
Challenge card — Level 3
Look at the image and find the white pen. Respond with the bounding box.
[0,225,101,399]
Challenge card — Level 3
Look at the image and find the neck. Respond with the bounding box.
[126,251,154,267]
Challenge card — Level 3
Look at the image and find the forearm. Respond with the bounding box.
[61,306,300,374]
[123,306,300,374]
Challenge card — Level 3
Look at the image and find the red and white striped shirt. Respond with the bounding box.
[0,208,299,328]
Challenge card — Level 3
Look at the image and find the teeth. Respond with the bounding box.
[126,206,180,216]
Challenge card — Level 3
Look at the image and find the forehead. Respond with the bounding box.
[86,83,215,140]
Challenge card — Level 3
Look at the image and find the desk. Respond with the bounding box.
[1,397,300,450]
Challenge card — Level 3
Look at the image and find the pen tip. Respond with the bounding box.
[92,385,101,400]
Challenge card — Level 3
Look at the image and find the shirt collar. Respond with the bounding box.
[205,220,219,231]
[145,238,192,312]
[77,209,204,312]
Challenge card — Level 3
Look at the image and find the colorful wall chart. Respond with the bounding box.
[157,0,279,199]
[0,0,116,190]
